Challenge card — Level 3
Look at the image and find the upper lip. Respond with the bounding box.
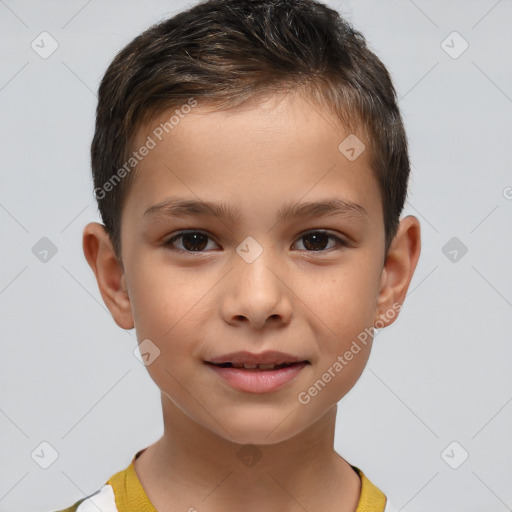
[205,350,309,365]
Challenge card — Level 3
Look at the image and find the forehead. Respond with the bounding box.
[123,91,382,230]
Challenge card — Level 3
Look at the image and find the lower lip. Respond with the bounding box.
[205,362,309,393]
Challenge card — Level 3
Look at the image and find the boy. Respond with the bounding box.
[59,0,421,510]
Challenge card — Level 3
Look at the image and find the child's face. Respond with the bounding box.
[108,91,412,444]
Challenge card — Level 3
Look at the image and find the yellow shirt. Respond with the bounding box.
[56,449,394,512]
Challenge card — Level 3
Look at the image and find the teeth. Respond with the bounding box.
[215,362,298,369]
[229,363,291,370]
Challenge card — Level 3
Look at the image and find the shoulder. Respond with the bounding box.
[350,464,405,512]
[53,483,118,512]
[53,449,149,512]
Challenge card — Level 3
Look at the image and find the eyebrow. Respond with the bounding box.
[143,197,368,225]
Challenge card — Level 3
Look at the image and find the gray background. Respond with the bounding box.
[1,1,511,511]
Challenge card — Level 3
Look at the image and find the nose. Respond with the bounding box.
[220,245,293,330]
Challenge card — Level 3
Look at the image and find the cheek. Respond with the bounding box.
[299,257,380,336]
[127,264,211,395]
[294,259,379,398]
[127,255,214,340]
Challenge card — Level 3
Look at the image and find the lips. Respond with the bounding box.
[206,360,310,393]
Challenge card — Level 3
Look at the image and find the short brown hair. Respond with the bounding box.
[91,0,410,262]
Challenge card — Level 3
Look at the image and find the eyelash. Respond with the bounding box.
[163,230,348,254]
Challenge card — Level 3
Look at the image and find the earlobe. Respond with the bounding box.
[82,222,134,330]
[374,215,421,328]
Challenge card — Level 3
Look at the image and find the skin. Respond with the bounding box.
[83,90,421,512]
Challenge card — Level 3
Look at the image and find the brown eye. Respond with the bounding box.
[165,231,218,252]
[294,231,346,252]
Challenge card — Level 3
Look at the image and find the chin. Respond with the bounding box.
[212,413,306,447]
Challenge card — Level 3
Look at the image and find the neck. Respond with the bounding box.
[134,393,361,512]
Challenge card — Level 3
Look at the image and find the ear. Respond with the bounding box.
[82,222,134,330]
[374,215,421,328]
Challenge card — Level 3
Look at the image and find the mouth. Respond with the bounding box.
[205,361,310,370]
[204,360,310,393]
